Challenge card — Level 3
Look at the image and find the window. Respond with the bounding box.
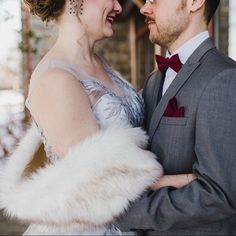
[229,0,236,60]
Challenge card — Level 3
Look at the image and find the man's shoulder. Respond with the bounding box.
[143,69,158,92]
[203,47,236,69]
[148,69,158,78]
[146,69,159,84]
[190,37,236,70]
[142,69,159,100]
[199,49,236,90]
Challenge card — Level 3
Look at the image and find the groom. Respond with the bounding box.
[118,0,236,235]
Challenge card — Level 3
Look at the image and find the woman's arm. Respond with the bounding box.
[149,173,197,191]
[28,68,99,157]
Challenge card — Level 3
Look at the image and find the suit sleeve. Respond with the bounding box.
[118,69,236,231]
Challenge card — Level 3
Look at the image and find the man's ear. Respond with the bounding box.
[188,0,206,13]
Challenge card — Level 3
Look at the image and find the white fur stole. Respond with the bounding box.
[0,124,162,230]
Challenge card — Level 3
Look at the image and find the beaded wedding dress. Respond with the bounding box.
[0,57,163,235]
[25,58,145,165]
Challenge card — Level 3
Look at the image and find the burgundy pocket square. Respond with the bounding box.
[163,97,185,117]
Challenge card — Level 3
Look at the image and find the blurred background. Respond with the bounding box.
[0,0,235,234]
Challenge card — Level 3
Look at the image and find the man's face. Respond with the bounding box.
[140,0,190,48]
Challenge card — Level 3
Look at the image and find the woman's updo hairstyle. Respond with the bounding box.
[23,0,66,22]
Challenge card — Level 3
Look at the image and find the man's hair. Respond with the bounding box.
[204,0,220,24]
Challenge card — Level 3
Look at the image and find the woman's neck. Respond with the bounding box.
[49,31,98,67]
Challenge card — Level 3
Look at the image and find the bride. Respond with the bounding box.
[0,0,163,235]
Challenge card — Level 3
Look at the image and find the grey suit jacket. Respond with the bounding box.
[118,38,236,235]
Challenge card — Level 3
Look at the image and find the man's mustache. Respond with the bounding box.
[145,17,155,24]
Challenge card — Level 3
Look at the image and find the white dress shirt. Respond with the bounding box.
[162,31,210,95]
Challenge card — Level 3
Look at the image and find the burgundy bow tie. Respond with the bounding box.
[155,54,182,73]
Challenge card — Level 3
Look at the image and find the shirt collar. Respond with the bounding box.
[166,31,210,64]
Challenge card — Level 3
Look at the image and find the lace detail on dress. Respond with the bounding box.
[78,58,144,128]
[32,118,60,163]
[79,77,144,128]
[40,129,59,163]
[103,61,144,127]
[25,56,144,163]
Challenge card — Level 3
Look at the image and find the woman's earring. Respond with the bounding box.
[69,0,78,15]
[80,0,84,15]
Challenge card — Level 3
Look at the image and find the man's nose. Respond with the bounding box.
[140,2,153,16]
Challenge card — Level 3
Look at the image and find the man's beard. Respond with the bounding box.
[147,14,188,48]
[150,24,184,48]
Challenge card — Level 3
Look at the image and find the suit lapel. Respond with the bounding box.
[148,38,216,141]
[152,72,162,108]
[145,71,161,130]
[148,63,200,139]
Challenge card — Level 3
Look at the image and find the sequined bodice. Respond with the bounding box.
[79,65,144,128]
[25,58,144,163]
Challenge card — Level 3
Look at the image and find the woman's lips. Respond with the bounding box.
[106,15,116,25]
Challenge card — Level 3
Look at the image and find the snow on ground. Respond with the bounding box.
[0,90,26,167]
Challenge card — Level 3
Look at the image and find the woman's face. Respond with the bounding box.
[81,0,122,40]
